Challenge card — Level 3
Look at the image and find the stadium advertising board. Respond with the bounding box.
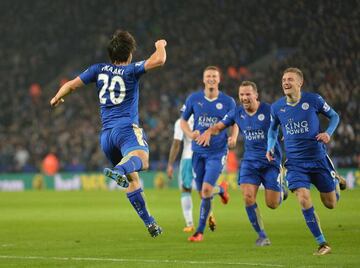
[0,169,358,191]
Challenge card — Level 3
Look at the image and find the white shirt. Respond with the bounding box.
[173,116,194,159]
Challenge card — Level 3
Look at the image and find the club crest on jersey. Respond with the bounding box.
[216,103,223,110]
[302,102,309,110]
[258,114,265,121]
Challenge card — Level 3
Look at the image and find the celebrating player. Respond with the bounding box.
[266,67,346,255]
[181,66,238,242]
[197,81,287,246]
[50,30,167,237]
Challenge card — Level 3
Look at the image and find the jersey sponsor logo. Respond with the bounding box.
[285,118,309,135]
[280,108,286,112]
[330,170,336,178]
[198,115,219,127]
[243,129,265,141]
[301,102,309,110]
[197,102,203,107]
[241,114,246,119]
[258,114,265,121]
[323,102,330,112]
[216,103,223,110]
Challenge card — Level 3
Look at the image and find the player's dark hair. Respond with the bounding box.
[107,30,136,63]
[283,67,304,81]
[240,81,258,93]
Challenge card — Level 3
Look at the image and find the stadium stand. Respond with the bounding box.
[0,0,358,172]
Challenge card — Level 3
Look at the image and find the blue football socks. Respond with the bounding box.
[302,206,326,245]
[196,197,212,233]
[115,155,143,175]
[246,203,267,238]
[127,188,154,226]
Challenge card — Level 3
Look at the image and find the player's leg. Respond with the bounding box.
[294,187,331,255]
[103,125,149,186]
[180,158,195,232]
[188,152,223,242]
[312,157,340,209]
[239,161,270,245]
[188,153,206,241]
[212,154,230,204]
[125,172,162,237]
[287,161,331,255]
[263,165,287,209]
[241,183,271,246]
[326,155,346,190]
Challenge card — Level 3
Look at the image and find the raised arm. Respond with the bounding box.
[144,40,167,71]
[50,77,85,107]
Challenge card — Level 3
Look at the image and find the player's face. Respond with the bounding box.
[203,70,220,90]
[239,85,258,111]
[282,72,302,96]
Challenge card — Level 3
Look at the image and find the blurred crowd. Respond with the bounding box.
[0,0,359,173]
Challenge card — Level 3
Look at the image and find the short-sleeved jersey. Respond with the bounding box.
[173,117,193,159]
[182,90,236,153]
[271,92,333,161]
[222,102,281,166]
[79,61,146,130]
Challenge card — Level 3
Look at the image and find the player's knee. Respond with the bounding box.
[323,200,336,209]
[243,193,256,206]
[266,201,279,209]
[182,186,191,193]
[201,187,213,198]
[141,159,149,170]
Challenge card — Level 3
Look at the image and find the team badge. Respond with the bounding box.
[302,102,309,110]
[258,114,265,121]
[216,103,223,110]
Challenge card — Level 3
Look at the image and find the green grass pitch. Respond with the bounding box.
[0,188,359,267]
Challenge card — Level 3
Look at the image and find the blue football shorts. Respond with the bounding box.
[239,160,281,192]
[285,155,336,193]
[179,158,194,190]
[100,123,149,166]
[192,151,227,191]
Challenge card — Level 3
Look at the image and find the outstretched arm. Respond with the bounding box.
[50,77,84,107]
[195,122,227,146]
[144,40,167,71]
[180,118,199,140]
[266,119,279,162]
[316,109,340,144]
[227,124,239,148]
[166,139,181,179]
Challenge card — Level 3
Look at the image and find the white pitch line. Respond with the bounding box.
[0,255,285,267]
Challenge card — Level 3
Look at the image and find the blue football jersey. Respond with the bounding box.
[182,90,236,153]
[79,61,146,130]
[222,102,281,166]
[271,92,334,161]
